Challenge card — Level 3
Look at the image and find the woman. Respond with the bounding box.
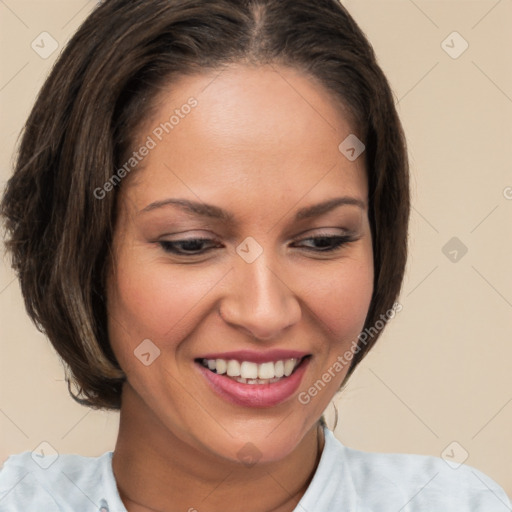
[0,0,509,510]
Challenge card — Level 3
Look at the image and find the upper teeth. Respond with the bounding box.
[203,358,300,379]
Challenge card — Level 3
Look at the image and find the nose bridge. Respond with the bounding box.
[220,248,301,340]
[244,254,284,306]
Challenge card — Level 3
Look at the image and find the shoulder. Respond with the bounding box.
[323,429,511,511]
[314,428,512,512]
[0,450,115,511]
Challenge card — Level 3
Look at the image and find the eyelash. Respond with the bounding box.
[157,234,356,257]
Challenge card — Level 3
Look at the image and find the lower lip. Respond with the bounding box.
[196,358,310,408]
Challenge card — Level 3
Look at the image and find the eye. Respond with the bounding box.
[157,233,357,257]
[293,235,356,252]
[158,238,221,256]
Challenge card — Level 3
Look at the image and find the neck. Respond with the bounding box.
[112,384,325,512]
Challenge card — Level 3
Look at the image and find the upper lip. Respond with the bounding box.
[195,349,310,364]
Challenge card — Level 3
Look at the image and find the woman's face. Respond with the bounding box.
[107,64,373,463]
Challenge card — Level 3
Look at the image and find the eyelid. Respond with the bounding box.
[294,226,357,237]
[156,231,359,257]
[293,233,359,250]
[157,227,356,244]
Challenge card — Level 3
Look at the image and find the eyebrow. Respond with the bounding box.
[140,196,366,222]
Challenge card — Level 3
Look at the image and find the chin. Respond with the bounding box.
[185,412,315,466]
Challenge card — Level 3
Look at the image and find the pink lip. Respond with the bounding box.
[196,349,309,364]
[196,357,310,408]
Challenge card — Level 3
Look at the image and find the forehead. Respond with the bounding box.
[123,64,367,213]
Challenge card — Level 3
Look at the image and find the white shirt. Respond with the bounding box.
[0,426,510,511]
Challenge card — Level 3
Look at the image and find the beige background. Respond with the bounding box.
[1,0,511,501]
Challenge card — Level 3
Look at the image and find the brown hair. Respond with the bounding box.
[0,0,409,410]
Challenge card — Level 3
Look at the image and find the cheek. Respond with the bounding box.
[305,255,374,348]
[107,256,223,365]
[295,254,373,415]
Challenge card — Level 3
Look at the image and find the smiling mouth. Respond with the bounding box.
[195,356,310,385]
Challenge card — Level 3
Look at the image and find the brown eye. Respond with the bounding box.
[158,238,221,255]
[294,235,356,252]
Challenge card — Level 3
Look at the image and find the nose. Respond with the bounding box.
[219,254,302,341]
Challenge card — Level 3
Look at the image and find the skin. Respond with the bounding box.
[107,63,374,512]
